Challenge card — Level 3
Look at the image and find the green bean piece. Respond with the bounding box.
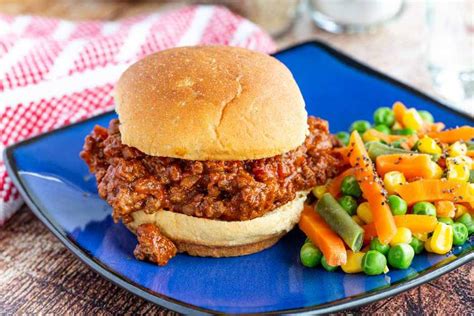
[336,131,350,146]
[452,223,468,246]
[338,195,358,216]
[373,107,395,127]
[388,195,408,216]
[437,217,453,225]
[370,237,390,256]
[469,170,474,183]
[350,120,371,134]
[374,124,391,134]
[392,128,417,136]
[362,250,387,275]
[300,243,323,268]
[341,175,362,198]
[366,141,414,160]
[409,237,424,254]
[316,193,364,252]
[321,256,338,272]
[413,202,436,216]
[418,110,434,123]
[388,244,414,269]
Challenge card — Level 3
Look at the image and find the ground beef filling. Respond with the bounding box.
[134,224,177,266]
[80,117,343,223]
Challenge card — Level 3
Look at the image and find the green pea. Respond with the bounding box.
[418,110,434,123]
[300,242,322,268]
[409,237,424,254]
[362,250,387,275]
[392,128,417,136]
[370,237,390,256]
[374,107,395,127]
[341,175,362,198]
[374,124,391,135]
[391,138,407,149]
[350,120,371,134]
[452,223,469,246]
[388,195,408,216]
[321,256,338,272]
[388,243,415,269]
[456,213,474,235]
[412,202,436,216]
[336,131,350,146]
[338,195,358,216]
[437,217,453,225]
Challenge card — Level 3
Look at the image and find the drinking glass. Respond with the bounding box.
[427,0,474,115]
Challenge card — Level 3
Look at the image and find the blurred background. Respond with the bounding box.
[0,0,472,113]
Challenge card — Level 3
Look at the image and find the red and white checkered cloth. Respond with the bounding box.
[0,5,276,225]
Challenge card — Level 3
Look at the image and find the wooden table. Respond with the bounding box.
[0,1,472,314]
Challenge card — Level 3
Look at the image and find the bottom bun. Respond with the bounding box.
[126,191,308,257]
[173,233,284,257]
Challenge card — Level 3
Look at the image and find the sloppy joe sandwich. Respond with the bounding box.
[81,46,343,266]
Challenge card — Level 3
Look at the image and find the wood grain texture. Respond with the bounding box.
[0,0,473,314]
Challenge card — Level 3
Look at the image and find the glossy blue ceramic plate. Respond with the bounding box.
[4,41,473,314]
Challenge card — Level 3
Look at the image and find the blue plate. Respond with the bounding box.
[4,41,473,314]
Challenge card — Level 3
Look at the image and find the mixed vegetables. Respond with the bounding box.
[299,102,474,275]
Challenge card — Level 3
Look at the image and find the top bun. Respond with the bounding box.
[115,46,307,161]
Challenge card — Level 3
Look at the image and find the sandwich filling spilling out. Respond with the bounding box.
[81,116,343,264]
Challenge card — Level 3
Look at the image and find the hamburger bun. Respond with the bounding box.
[126,191,308,257]
[115,45,307,161]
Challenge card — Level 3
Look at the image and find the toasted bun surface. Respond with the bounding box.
[115,46,307,161]
[126,191,308,257]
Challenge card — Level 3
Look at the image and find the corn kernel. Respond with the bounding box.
[389,227,413,246]
[455,204,468,219]
[383,265,390,274]
[341,251,365,274]
[357,202,373,224]
[429,222,453,254]
[446,156,471,182]
[352,215,365,226]
[312,185,327,199]
[402,108,424,131]
[430,161,444,179]
[362,130,379,143]
[448,141,468,157]
[418,136,442,155]
[383,171,406,195]
[413,232,429,241]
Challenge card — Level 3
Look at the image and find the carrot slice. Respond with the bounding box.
[394,179,474,205]
[393,101,407,126]
[299,205,347,266]
[332,147,350,165]
[393,214,438,233]
[428,126,474,143]
[435,201,456,217]
[363,214,438,242]
[362,223,378,244]
[327,168,355,197]
[348,131,397,244]
[376,154,441,179]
